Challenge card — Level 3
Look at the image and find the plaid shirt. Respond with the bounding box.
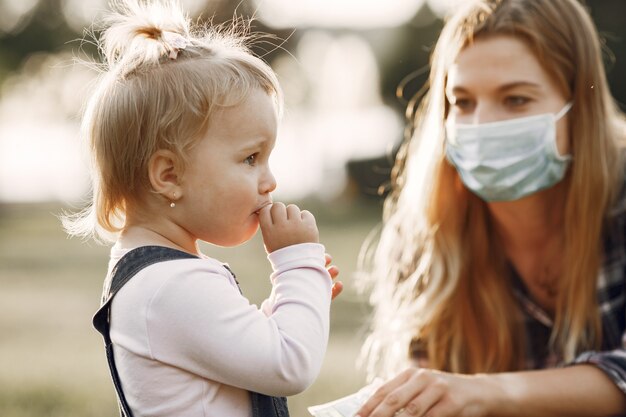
[513,185,626,394]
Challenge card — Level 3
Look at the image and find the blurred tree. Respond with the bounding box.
[0,0,623,201]
[0,0,79,79]
[587,0,626,111]
[0,0,294,82]
[1,0,623,108]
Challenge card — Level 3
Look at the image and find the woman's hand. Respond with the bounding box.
[356,368,490,417]
[325,253,343,300]
[259,202,319,252]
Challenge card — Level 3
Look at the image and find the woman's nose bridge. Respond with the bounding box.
[473,101,500,124]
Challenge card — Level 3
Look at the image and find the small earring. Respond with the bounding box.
[170,201,176,208]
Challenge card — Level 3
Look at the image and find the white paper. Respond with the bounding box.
[307,378,384,417]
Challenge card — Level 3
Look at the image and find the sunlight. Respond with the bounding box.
[0,31,401,203]
[270,32,402,199]
[60,0,221,32]
[0,1,407,203]
[426,0,466,17]
[0,0,39,34]
[253,0,425,29]
[0,52,94,203]
[0,124,88,202]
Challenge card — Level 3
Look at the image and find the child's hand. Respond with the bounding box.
[325,253,343,300]
[259,202,319,253]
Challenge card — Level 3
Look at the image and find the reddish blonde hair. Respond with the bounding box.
[362,0,625,377]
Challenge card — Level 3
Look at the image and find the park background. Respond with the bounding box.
[0,0,624,416]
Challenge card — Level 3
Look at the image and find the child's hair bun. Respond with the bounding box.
[100,0,191,75]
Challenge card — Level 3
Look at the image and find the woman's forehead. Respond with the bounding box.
[446,35,553,93]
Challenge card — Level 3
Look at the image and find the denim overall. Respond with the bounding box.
[92,245,290,417]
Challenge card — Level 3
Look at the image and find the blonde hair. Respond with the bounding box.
[64,0,283,241]
[362,0,625,378]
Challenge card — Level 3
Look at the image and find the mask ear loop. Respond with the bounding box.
[552,101,574,160]
[555,101,574,121]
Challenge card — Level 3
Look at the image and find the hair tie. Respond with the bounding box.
[161,31,189,60]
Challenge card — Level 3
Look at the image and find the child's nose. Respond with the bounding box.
[260,169,276,194]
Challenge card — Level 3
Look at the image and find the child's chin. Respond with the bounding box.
[207,227,258,248]
[234,226,259,246]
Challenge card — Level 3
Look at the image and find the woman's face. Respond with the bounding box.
[445,35,570,155]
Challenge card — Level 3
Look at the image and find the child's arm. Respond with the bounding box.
[258,202,343,301]
[130,250,332,396]
[128,203,332,396]
[260,251,341,317]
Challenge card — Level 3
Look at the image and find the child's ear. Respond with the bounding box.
[148,149,183,202]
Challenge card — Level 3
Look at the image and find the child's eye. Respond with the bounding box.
[244,153,258,165]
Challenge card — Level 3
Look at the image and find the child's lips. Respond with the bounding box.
[254,202,272,215]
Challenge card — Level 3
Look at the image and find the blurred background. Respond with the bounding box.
[0,0,624,416]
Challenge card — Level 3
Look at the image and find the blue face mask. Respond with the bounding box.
[445,102,573,202]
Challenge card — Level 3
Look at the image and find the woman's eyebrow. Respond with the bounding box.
[448,81,542,95]
[496,81,542,92]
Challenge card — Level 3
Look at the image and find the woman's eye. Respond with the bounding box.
[451,98,473,112]
[505,96,530,107]
[244,153,258,165]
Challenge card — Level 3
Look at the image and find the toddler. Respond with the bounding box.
[64,1,340,416]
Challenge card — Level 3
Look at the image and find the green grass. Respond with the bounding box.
[0,198,381,417]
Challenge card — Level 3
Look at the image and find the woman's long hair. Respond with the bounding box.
[361,0,625,378]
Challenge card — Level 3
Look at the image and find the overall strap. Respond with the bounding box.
[251,393,290,417]
[92,246,198,417]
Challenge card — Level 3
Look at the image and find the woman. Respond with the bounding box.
[357,0,626,416]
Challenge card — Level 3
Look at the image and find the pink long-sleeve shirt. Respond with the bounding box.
[106,242,332,417]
